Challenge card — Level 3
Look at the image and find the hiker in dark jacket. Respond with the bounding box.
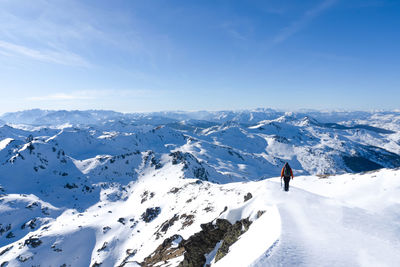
[281,162,294,192]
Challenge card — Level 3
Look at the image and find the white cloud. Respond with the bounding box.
[26,89,162,102]
[0,1,156,69]
[0,40,90,67]
[219,21,253,42]
[27,93,94,101]
[272,0,337,44]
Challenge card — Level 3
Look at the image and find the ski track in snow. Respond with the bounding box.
[254,181,400,267]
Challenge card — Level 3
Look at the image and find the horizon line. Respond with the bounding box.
[1,107,400,117]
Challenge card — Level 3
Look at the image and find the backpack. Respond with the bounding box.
[283,164,291,177]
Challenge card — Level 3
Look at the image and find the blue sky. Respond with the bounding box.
[0,0,399,114]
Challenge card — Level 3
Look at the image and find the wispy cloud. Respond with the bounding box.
[219,21,252,42]
[0,40,90,67]
[272,0,337,44]
[310,51,355,62]
[0,1,164,70]
[227,29,248,41]
[26,89,163,102]
[27,93,94,101]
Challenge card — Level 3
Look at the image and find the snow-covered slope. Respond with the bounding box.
[0,109,400,266]
[1,166,400,266]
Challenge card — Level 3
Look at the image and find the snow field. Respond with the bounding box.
[1,168,400,266]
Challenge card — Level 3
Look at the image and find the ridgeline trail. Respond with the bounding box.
[252,182,400,267]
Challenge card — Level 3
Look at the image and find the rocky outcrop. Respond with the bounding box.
[244,192,253,202]
[214,218,252,262]
[24,236,42,248]
[142,218,252,267]
[141,207,161,223]
[178,219,231,267]
[155,214,180,239]
[142,235,184,266]
[170,151,209,181]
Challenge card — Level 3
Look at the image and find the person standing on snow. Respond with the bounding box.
[281,162,294,192]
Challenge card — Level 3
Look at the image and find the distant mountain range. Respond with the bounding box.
[1,109,399,180]
[2,108,398,126]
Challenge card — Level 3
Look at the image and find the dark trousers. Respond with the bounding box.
[283,176,291,191]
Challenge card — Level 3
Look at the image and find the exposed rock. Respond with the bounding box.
[141,191,156,203]
[256,210,266,219]
[143,217,254,266]
[97,242,108,252]
[0,245,13,256]
[142,235,184,266]
[17,254,33,262]
[156,214,179,239]
[21,218,37,230]
[244,192,253,202]
[142,219,233,267]
[143,151,163,170]
[5,232,14,239]
[118,218,126,225]
[103,226,111,233]
[214,218,252,262]
[169,151,209,180]
[141,207,161,223]
[169,187,180,194]
[141,191,149,203]
[193,166,208,180]
[204,205,214,212]
[151,157,163,169]
[170,151,187,165]
[180,214,195,229]
[24,237,42,248]
[130,219,138,229]
[178,219,231,267]
[64,183,78,189]
[25,202,39,209]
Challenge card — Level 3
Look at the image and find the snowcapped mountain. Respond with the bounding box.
[0,109,400,266]
[0,109,125,126]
